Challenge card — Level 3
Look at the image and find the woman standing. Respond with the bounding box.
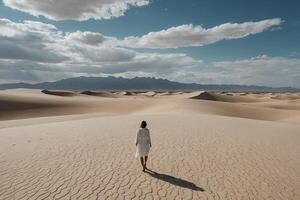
[135,121,152,172]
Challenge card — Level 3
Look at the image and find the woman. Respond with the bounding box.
[135,121,152,172]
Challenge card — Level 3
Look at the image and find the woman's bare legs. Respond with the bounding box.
[140,157,145,171]
[144,156,148,169]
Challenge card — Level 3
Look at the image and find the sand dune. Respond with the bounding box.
[192,91,300,102]
[191,91,270,103]
[0,89,299,199]
[271,93,300,100]
[118,91,135,96]
[138,91,156,97]
[155,91,173,96]
[0,89,300,123]
[80,91,120,98]
[191,91,218,101]
[42,89,79,97]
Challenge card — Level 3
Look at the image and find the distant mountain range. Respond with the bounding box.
[0,76,299,92]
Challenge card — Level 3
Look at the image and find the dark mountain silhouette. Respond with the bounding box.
[0,76,299,92]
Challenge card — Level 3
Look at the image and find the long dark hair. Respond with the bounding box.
[140,121,147,128]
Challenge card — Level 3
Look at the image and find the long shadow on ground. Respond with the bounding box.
[145,168,205,191]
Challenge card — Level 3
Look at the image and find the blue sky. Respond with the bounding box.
[0,0,299,87]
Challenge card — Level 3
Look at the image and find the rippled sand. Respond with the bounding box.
[0,89,299,199]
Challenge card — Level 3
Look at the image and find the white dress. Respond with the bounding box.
[135,128,151,158]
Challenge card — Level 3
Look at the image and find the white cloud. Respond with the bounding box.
[3,0,149,21]
[0,52,203,83]
[65,31,107,46]
[0,18,57,37]
[70,46,137,63]
[96,53,202,74]
[213,55,300,87]
[119,18,283,48]
[214,55,300,72]
[0,18,202,83]
[0,18,67,63]
[0,18,298,88]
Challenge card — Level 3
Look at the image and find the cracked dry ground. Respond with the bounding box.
[0,113,299,200]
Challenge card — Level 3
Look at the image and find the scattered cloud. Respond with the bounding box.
[118,18,283,48]
[0,18,202,83]
[0,17,297,88]
[213,55,300,87]
[0,19,68,63]
[3,0,149,21]
[42,18,283,50]
[65,31,108,46]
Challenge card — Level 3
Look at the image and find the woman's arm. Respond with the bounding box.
[135,130,139,146]
[148,130,152,147]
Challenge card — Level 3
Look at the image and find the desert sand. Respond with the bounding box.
[0,89,299,200]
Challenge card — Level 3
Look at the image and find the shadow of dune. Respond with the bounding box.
[145,169,204,191]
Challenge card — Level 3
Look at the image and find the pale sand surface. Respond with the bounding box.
[0,89,300,199]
